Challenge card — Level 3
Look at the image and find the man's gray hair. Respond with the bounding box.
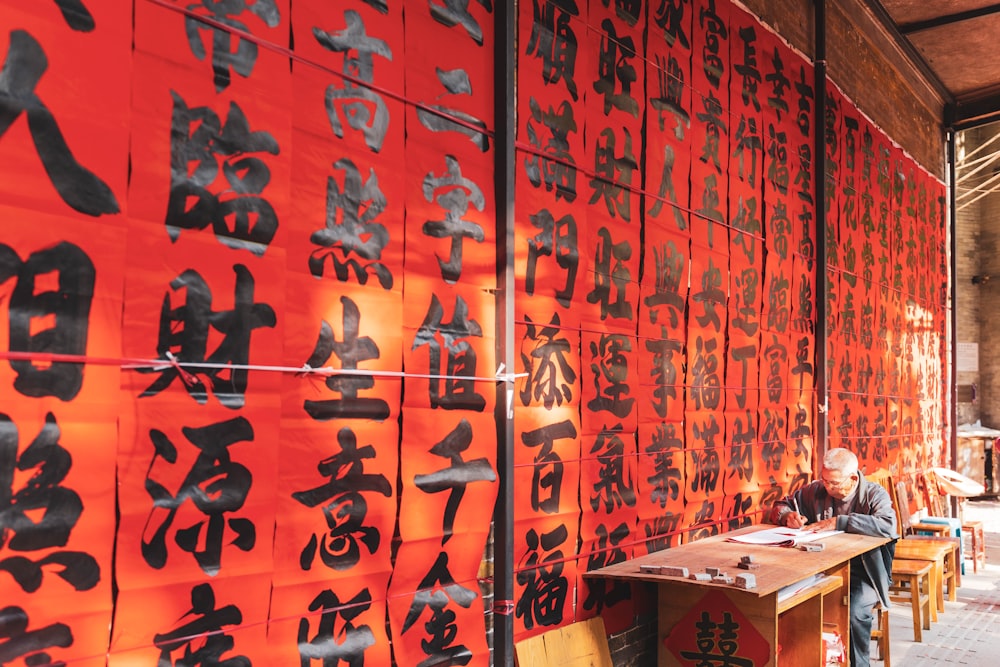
[823,447,859,475]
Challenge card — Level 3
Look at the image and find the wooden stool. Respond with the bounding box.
[889,559,932,642]
[870,601,891,665]
[894,540,952,620]
[904,535,961,593]
[963,519,986,573]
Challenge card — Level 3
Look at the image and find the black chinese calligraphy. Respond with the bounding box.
[415,70,490,151]
[648,144,691,232]
[698,0,728,89]
[422,155,486,283]
[727,410,756,484]
[582,522,630,614]
[587,333,635,418]
[690,415,721,494]
[589,428,636,512]
[644,513,683,552]
[645,423,683,508]
[524,98,579,202]
[519,314,576,409]
[516,525,568,630]
[688,498,719,541]
[292,426,391,572]
[645,331,683,419]
[589,129,637,221]
[594,19,638,117]
[680,610,754,666]
[765,46,790,118]
[142,418,256,576]
[760,409,787,472]
[652,0,690,48]
[650,55,690,141]
[522,420,575,514]
[587,227,634,320]
[54,0,94,32]
[302,296,391,422]
[183,0,281,92]
[0,30,119,216]
[413,294,486,411]
[726,492,754,531]
[167,93,280,255]
[429,0,492,45]
[401,552,477,667]
[0,412,98,593]
[734,25,761,112]
[139,265,277,409]
[689,336,721,411]
[526,0,580,100]
[644,238,687,328]
[310,157,393,289]
[415,418,496,543]
[0,606,72,665]
[525,208,579,306]
[298,589,376,666]
[0,241,93,400]
[154,583,249,666]
[315,11,391,153]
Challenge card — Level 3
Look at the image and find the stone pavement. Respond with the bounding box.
[881,499,1000,666]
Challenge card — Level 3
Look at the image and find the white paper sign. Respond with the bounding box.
[958,342,979,372]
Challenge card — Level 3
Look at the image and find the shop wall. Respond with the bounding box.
[0,0,948,665]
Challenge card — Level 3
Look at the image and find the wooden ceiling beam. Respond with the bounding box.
[899,3,1000,34]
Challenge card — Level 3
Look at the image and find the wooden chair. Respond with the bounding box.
[867,470,958,620]
[871,601,891,665]
[923,470,986,574]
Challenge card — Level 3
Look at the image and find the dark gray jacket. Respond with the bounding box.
[769,475,898,607]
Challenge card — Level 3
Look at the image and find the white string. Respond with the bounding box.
[122,358,526,384]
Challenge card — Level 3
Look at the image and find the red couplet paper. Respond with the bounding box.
[387,536,492,667]
[0,1,129,220]
[512,515,580,641]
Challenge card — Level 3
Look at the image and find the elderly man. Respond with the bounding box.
[769,448,897,667]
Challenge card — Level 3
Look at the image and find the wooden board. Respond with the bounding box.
[514,616,613,667]
[586,525,889,596]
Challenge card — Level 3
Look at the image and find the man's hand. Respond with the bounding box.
[806,517,837,532]
[783,511,808,529]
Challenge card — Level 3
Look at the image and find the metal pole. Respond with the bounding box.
[814,0,829,473]
[492,0,516,664]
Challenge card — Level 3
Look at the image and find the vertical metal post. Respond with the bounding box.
[492,1,516,664]
[947,120,959,485]
[814,0,829,472]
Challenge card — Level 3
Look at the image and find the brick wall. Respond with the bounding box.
[956,127,984,425]
[971,126,1000,427]
[741,0,946,178]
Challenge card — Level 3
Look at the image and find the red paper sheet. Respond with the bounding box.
[0,1,129,220]
[512,515,580,641]
[398,409,497,544]
[0,181,125,665]
[388,537,492,667]
[402,278,496,413]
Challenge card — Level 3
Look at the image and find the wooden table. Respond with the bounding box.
[586,525,890,666]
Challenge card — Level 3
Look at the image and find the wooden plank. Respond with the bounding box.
[514,616,612,667]
[586,525,888,596]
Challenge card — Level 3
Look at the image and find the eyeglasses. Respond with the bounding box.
[821,475,856,489]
